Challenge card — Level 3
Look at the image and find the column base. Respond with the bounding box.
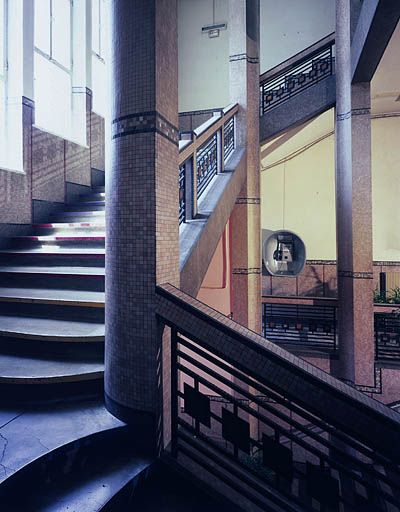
[105,393,158,456]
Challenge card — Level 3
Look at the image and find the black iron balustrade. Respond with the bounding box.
[179,163,185,224]
[223,116,235,162]
[178,104,238,223]
[171,328,400,512]
[262,302,337,352]
[375,311,400,361]
[260,38,335,116]
[196,132,218,199]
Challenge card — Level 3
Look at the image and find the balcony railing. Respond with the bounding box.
[260,33,335,116]
[375,312,400,361]
[262,299,400,362]
[178,103,238,224]
[262,302,337,352]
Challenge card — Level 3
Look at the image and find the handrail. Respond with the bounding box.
[179,103,238,165]
[260,32,335,85]
[259,33,335,117]
[157,283,400,510]
[156,283,400,457]
[177,103,239,224]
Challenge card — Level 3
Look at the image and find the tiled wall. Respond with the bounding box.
[0,92,105,229]
[262,260,400,298]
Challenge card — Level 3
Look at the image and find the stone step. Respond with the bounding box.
[0,400,122,486]
[11,234,105,250]
[79,191,105,202]
[0,352,103,386]
[0,314,104,342]
[0,266,105,292]
[0,248,105,267]
[51,210,105,222]
[0,287,104,307]
[33,221,105,232]
[65,201,105,212]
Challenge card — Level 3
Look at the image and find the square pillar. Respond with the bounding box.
[105,0,179,453]
[229,0,262,334]
[335,0,374,387]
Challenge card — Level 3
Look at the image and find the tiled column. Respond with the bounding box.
[335,0,374,387]
[229,0,261,334]
[105,0,179,453]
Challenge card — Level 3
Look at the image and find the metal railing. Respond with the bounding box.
[178,104,238,224]
[375,312,400,361]
[156,284,400,512]
[196,133,218,198]
[260,33,335,116]
[178,163,186,224]
[223,116,235,162]
[262,300,400,362]
[262,302,337,352]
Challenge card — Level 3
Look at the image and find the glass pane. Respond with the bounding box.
[0,0,4,76]
[52,0,71,68]
[99,0,107,58]
[92,0,100,55]
[92,54,107,116]
[34,52,72,137]
[34,0,51,54]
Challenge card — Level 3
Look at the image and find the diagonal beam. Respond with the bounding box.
[351,0,400,83]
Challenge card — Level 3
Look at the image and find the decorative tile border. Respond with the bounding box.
[338,270,373,279]
[235,197,260,204]
[336,111,351,121]
[233,267,261,275]
[112,110,179,146]
[229,53,259,64]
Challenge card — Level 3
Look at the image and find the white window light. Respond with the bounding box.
[34,0,73,139]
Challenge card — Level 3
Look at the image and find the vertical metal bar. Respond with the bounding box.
[233,403,239,459]
[380,272,387,302]
[171,327,179,458]
[218,124,224,173]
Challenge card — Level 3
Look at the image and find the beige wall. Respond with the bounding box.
[178,0,230,112]
[178,0,334,112]
[261,110,400,262]
[260,0,335,72]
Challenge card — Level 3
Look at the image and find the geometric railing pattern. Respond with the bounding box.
[260,34,335,116]
[171,328,400,512]
[178,104,238,224]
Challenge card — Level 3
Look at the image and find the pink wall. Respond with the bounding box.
[197,221,232,316]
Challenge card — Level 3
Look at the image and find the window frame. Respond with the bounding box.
[0,0,7,83]
[92,0,105,63]
[34,0,73,75]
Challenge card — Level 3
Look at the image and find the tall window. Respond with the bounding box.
[92,0,107,116]
[0,0,6,131]
[34,0,72,138]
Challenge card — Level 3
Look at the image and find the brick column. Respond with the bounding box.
[229,0,261,334]
[335,0,374,387]
[105,0,179,453]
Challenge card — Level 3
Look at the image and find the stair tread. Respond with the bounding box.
[19,454,151,512]
[0,352,103,380]
[33,222,105,229]
[0,401,121,485]
[0,314,104,339]
[0,287,105,304]
[0,248,105,255]
[0,265,105,276]
[15,235,105,241]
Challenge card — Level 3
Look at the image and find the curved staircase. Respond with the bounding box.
[0,185,106,403]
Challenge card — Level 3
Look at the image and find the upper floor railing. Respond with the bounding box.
[260,33,335,116]
[262,298,400,362]
[157,284,400,512]
[178,103,238,224]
